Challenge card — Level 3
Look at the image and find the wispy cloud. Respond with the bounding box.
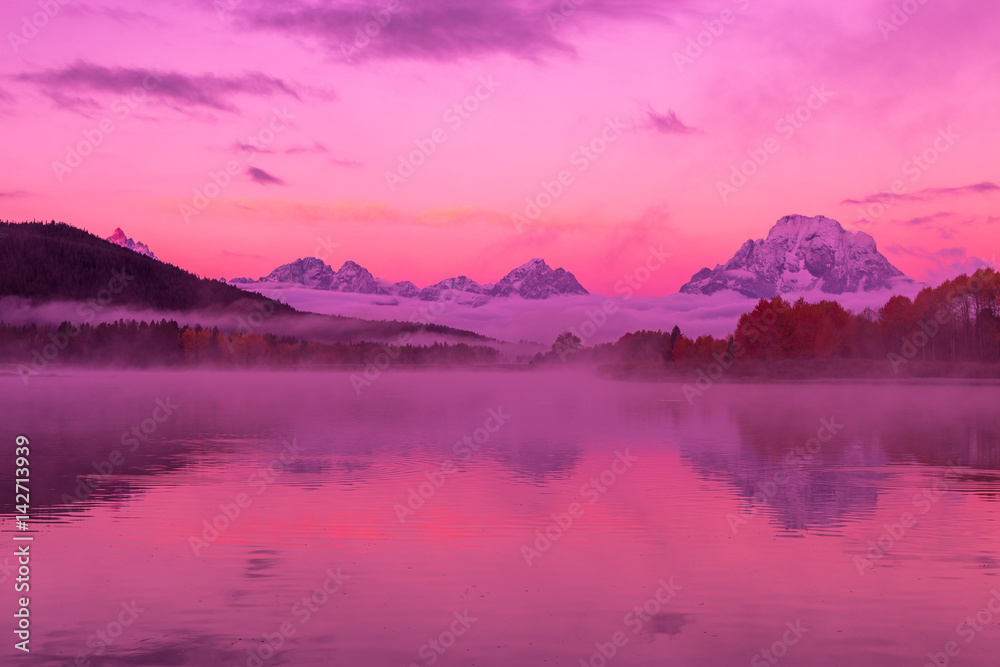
[0,190,29,198]
[842,181,999,205]
[234,141,276,155]
[884,244,995,283]
[65,5,168,27]
[227,0,677,63]
[894,211,955,226]
[16,61,300,113]
[281,142,361,167]
[232,139,359,167]
[644,106,697,134]
[919,181,1000,198]
[284,141,328,155]
[248,167,286,185]
[330,158,363,169]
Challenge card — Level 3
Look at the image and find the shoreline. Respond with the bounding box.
[4,360,1000,385]
[595,359,1000,383]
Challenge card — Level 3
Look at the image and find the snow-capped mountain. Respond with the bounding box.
[680,214,914,298]
[418,276,494,301]
[233,257,335,288]
[106,227,157,259]
[491,258,589,299]
[231,258,588,301]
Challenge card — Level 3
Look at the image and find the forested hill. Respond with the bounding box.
[0,220,293,313]
[0,221,493,345]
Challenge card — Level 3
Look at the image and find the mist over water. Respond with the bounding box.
[3,370,999,666]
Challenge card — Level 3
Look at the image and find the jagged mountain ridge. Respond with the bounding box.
[106,227,157,259]
[680,214,914,299]
[490,258,589,299]
[231,258,588,301]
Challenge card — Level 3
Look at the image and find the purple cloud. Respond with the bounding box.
[920,181,1000,197]
[226,0,676,63]
[248,167,286,185]
[232,140,359,167]
[280,141,360,167]
[645,106,697,134]
[842,181,999,205]
[886,244,995,283]
[65,5,168,27]
[234,142,276,155]
[284,141,329,155]
[894,211,955,226]
[16,61,300,113]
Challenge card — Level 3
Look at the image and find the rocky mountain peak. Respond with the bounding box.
[106,227,157,259]
[490,259,589,299]
[680,214,912,298]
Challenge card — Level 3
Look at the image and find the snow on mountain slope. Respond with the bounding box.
[237,283,919,347]
[236,257,336,288]
[225,215,922,346]
[231,258,587,301]
[680,214,915,298]
[106,228,157,259]
[490,258,589,298]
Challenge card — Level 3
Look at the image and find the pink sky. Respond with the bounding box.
[1,0,998,294]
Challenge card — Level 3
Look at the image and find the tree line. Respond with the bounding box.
[541,269,1000,368]
[5,269,998,373]
[1,319,500,375]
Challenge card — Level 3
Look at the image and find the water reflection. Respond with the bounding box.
[676,383,1000,535]
[3,371,1000,667]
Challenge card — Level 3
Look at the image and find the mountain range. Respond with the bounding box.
[680,214,914,298]
[226,214,913,302]
[230,257,590,302]
[90,213,918,305]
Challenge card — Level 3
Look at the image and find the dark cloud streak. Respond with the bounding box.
[645,106,697,134]
[248,167,286,185]
[16,61,300,113]
[842,181,999,205]
[226,0,677,63]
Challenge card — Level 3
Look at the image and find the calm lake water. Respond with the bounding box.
[3,370,1000,666]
